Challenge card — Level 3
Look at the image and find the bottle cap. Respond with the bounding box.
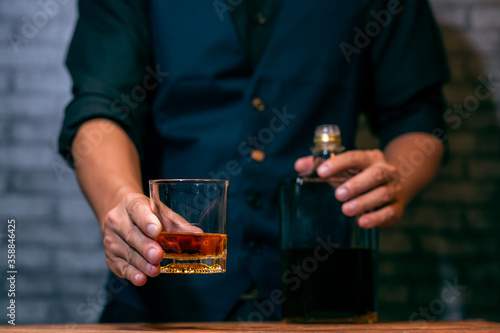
[313,124,342,145]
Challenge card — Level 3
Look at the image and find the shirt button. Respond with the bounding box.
[252,97,265,112]
[255,12,266,24]
[251,149,265,162]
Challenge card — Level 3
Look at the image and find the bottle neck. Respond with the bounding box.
[312,149,333,173]
[302,144,343,180]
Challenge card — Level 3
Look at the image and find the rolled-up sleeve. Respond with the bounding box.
[363,0,449,148]
[58,0,151,166]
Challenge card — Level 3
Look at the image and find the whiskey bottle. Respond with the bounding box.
[279,124,378,324]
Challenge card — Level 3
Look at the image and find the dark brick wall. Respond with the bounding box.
[1,0,499,325]
[367,0,500,323]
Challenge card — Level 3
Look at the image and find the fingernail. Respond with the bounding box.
[147,223,159,237]
[317,164,330,175]
[358,216,371,228]
[336,187,348,201]
[148,248,157,261]
[343,201,357,215]
[134,273,142,284]
[146,263,155,274]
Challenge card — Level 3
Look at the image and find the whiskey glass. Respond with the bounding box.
[149,179,229,274]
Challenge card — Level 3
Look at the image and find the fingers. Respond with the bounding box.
[336,162,401,229]
[298,150,404,229]
[314,149,404,228]
[341,180,401,216]
[357,202,404,229]
[127,195,162,238]
[102,194,163,286]
[317,149,385,178]
[102,192,208,286]
[105,256,146,286]
[294,156,314,176]
[122,195,164,264]
[335,163,398,202]
[338,175,402,229]
[104,233,159,286]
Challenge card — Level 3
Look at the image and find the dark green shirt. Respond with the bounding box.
[231,0,282,67]
[59,0,449,322]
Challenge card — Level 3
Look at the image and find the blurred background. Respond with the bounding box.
[0,0,499,325]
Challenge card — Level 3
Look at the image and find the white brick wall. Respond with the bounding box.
[0,0,107,325]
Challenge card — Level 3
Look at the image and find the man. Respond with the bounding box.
[59,0,448,322]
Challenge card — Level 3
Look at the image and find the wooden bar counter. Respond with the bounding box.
[1,321,499,332]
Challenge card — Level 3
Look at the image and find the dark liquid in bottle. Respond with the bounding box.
[281,247,377,323]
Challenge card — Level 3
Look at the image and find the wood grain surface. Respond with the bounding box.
[1,320,500,332]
